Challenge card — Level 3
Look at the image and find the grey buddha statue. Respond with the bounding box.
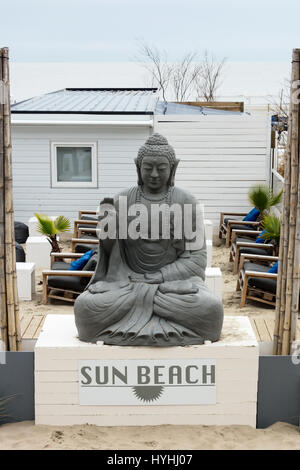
[74,133,223,346]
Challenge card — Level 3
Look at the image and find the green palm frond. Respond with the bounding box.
[248,184,270,213]
[269,189,283,207]
[34,213,57,236]
[248,184,283,214]
[261,214,281,245]
[54,215,71,233]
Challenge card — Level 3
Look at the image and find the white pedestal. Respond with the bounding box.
[16,262,35,301]
[26,237,51,268]
[35,315,259,427]
[204,219,213,241]
[205,267,222,299]
[28,216,58,237]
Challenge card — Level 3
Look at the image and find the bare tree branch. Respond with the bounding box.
[134,41,227,103]
[134,40,173,101]
[171,51,202,101]
[195,50,227,101]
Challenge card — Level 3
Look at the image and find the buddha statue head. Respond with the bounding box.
[135,133,179,192]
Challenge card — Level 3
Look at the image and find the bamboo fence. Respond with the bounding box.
[273,49,300,355]
[0,47,21,351]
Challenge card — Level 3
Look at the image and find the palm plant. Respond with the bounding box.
[261,214,281,255]
[34,213,71,252]
[248,184,283,220]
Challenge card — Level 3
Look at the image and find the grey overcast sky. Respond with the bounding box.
[2,0,300,62]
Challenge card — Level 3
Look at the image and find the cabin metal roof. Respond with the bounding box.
[11,87,243,116]
[11,88,159,115]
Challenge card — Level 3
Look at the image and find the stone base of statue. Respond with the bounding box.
[35,314,259,427]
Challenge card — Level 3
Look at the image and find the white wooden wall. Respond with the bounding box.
[155,114,271,229]
[11,124,151,223]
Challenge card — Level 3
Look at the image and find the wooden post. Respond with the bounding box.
[273,49,300,355]
[0,48,21,351]
[0,51,8,348]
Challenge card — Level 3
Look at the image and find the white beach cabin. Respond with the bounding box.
[11,88,271,230]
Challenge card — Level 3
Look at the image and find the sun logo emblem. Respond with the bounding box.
[132,386,164,403]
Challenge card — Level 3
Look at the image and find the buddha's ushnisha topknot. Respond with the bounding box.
[136,133,176,166]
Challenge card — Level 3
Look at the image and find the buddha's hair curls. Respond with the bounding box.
[136,133,176,167]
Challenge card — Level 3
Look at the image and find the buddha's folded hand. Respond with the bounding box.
[158,280,199,294]
[144,272,163,284]
[88,280,130,294]
[129,272,163,284]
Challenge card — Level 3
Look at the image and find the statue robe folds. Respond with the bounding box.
[74,187,224,346]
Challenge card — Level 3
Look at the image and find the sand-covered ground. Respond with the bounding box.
[0,238,298,450]
[0,421,299,450]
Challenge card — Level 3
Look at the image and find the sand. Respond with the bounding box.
[0,238,298,450]
[0,421,299,450]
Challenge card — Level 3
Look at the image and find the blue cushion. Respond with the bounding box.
[243,207,260,221]
[69,250,93,271]
[268,261,278,274]
[255,229,267,244]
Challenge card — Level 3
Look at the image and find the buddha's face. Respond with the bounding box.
[140,155,171,193]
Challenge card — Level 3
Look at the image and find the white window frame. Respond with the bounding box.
[51,142,98,188]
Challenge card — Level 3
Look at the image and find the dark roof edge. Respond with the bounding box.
[11,110,154,116]
[65,87,158,92]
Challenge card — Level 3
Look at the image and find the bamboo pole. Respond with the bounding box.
[275,83,292,355]
[272,218,284,354]
[290,148,300,347]
[273,49,300,355]
[0,48,21,351]
[0,50,8,349]
[290,52,300,349]
[281,50,299,355]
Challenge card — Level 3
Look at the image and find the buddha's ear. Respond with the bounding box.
[169,159,180,186]
[134,158,143,186]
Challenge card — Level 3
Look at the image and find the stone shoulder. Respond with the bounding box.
[171,186,198,205]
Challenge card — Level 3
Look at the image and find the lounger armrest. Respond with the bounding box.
[236,242,274,248]
[51,252,83,259]
[244,271,278,279]
[43,270,94,277]
[219,211,248,226]
[241,254,278,261]
[233,229,262,235]
[238,253,278,271]
[74,219,98,225]
[228,220,259,228]
[221,212,248,217]
[71,238,99,244]
[231,229,262,242]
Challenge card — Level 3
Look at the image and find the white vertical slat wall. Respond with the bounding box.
[155,114,271,229]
